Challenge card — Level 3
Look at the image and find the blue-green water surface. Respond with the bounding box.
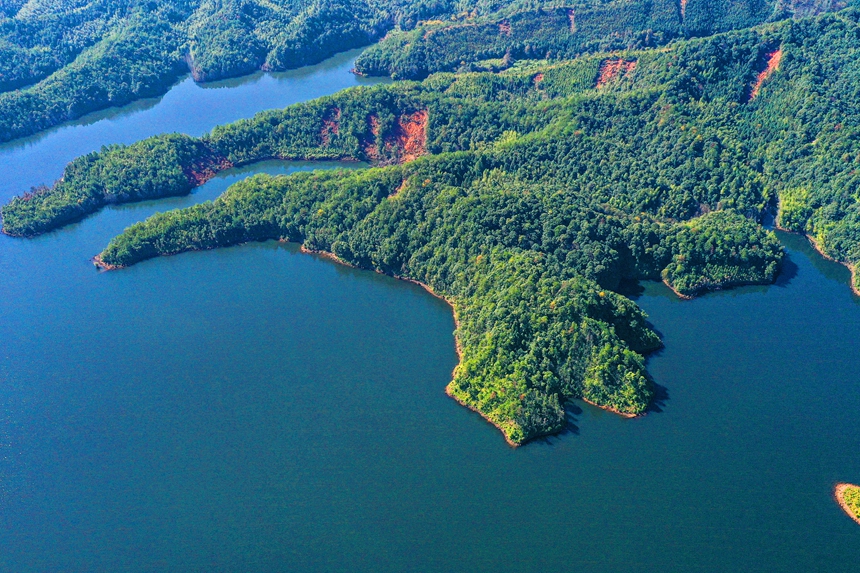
[1,50,859,573]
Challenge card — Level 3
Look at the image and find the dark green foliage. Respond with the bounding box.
[0,10,188,143]
[1,0,848,143]
[353,0,849,79]
[90,138,782,443]
[0,0,455,142]
[96,160,672,443]
[661,211,784,296]
[1,134,209,236]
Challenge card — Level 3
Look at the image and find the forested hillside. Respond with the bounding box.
[4,7,860,443]
[0,0,449,142]
[354,0,849,78]
[0,0,850,143]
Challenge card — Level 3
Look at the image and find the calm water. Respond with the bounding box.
[1,50,860,572]
[0,48,385,201]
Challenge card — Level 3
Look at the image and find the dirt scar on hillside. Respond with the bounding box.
[750,49,783,100]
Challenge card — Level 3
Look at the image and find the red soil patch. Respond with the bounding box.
[499,21,511,36]
[596,59,637,88]
[680,0,687,20]
[364,114,382,161]
[568,9,576,33]
[749,49,783,101]
[395,110,428,163]
[363,110,428,164]
[185,154,233,186]
[533,73,544,85]
[320,106,341,146]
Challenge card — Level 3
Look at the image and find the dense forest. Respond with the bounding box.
[0,0,850,142]
[354,0,849,79]
[4,5,860,443]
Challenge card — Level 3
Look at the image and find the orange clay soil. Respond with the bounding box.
[834,483,860,526]
[320,106,340,146]
[499,21,511,36]
[184,155,234,186]
[395,110,428,162]
[363,114,383,162]
[596,59,637,88]
[750,49,783,100]
[680,0,687,20]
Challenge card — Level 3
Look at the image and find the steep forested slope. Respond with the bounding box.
[0,0,849,143]
[0,0,449,142]
[354,0,849,78]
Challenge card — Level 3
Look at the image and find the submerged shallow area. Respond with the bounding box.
[1,48,859,573]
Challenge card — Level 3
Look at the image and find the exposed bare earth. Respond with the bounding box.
[834,483,860,525]
[92,254,122,270]
[396,110,428,162]
[185,155,234,186]
[596,59,637,88]
[750,48,783,100]
[582,398,638,418]
[320,106,340,146]
[364,110,428,164]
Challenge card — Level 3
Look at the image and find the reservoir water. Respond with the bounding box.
[1,50,859,572]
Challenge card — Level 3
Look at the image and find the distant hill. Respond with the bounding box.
[0,0,851,142]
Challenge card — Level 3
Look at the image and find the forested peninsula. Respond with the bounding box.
[5,5,860,444]
[0,0,848,143]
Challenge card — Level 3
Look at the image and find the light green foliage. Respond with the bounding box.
[844,485,860,520]
[0,0,851,142]
[777,188,812,231]
[662,211,784,297]
[0,0,455,142]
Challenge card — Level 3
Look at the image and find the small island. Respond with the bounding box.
[835,483,860,526]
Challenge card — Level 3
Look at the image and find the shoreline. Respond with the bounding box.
[661,279,694,300]
[834,483,860,526]
[581,397,639,418]
[444,386,522,448]
[298,245,648,445]
[93,239,657,445]
[775,224,860,297]
[661,276,778,300]
[92,254,122,270]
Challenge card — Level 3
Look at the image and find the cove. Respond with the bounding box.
[0,48,387,205]
[2,51,860,572]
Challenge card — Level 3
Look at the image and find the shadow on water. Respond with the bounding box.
[777,230,859,301]
[645,382,670,414]
[774,254,799,288]
[0,88,169,154]
[0,48,388,158]
[614,277,645,298]
[535,405,582,446]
